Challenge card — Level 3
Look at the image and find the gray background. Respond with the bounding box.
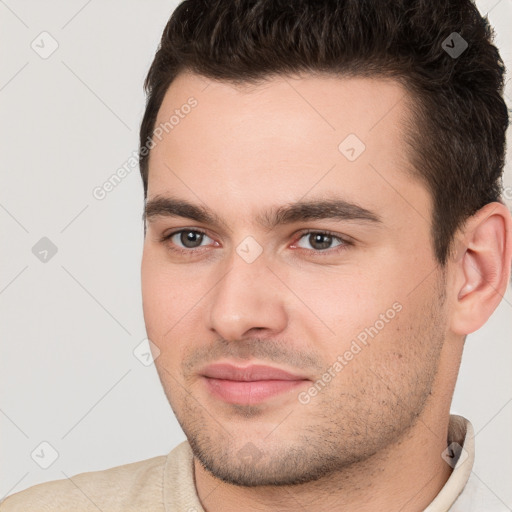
[1,0,511,506]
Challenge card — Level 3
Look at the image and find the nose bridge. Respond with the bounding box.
[207,242,287,340]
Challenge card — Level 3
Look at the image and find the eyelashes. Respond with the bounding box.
[159,228,353,257]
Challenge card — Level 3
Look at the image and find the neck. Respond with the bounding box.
[194,411,453,512]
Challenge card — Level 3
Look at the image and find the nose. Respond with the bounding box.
[206,247,288,342]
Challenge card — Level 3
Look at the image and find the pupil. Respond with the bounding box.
[312,233,331,250]
[182,231,202,248]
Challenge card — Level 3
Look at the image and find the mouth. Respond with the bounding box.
[200,363,310,405]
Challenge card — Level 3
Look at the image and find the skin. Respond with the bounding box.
[141,71,512,511]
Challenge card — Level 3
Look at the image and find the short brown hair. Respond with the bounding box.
[139,0,509,264]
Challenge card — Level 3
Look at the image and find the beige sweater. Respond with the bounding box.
[0,415,506,511]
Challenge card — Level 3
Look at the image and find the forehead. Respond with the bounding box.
[147,71,430,232]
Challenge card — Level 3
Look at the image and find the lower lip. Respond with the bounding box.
[203,377,308,404]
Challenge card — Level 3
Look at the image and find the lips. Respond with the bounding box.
[200,363,307,381]
[200,363,310,405]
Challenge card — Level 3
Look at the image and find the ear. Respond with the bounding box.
[449,201,512,336]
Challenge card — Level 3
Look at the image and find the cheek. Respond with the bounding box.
[141,252,207,357]
[140,250,182,338]
[141,253,162,326]
[290,266,403,342]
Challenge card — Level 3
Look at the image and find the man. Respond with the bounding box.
[2,0,511,510]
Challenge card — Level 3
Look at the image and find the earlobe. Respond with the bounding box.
[450,202,512,336]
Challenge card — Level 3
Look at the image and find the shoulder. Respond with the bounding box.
[0,454,167,512]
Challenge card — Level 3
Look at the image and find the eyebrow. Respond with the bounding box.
[143,195,382,231]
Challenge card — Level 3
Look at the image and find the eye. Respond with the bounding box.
[292,230,350,254]
[160,228,351,257]
[160,228,215,254]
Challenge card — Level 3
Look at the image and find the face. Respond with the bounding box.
[141,71,449,486]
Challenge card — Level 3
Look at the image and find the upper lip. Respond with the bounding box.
[201,363,309,381]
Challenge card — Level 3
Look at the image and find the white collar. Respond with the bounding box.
[424,414,474,511]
